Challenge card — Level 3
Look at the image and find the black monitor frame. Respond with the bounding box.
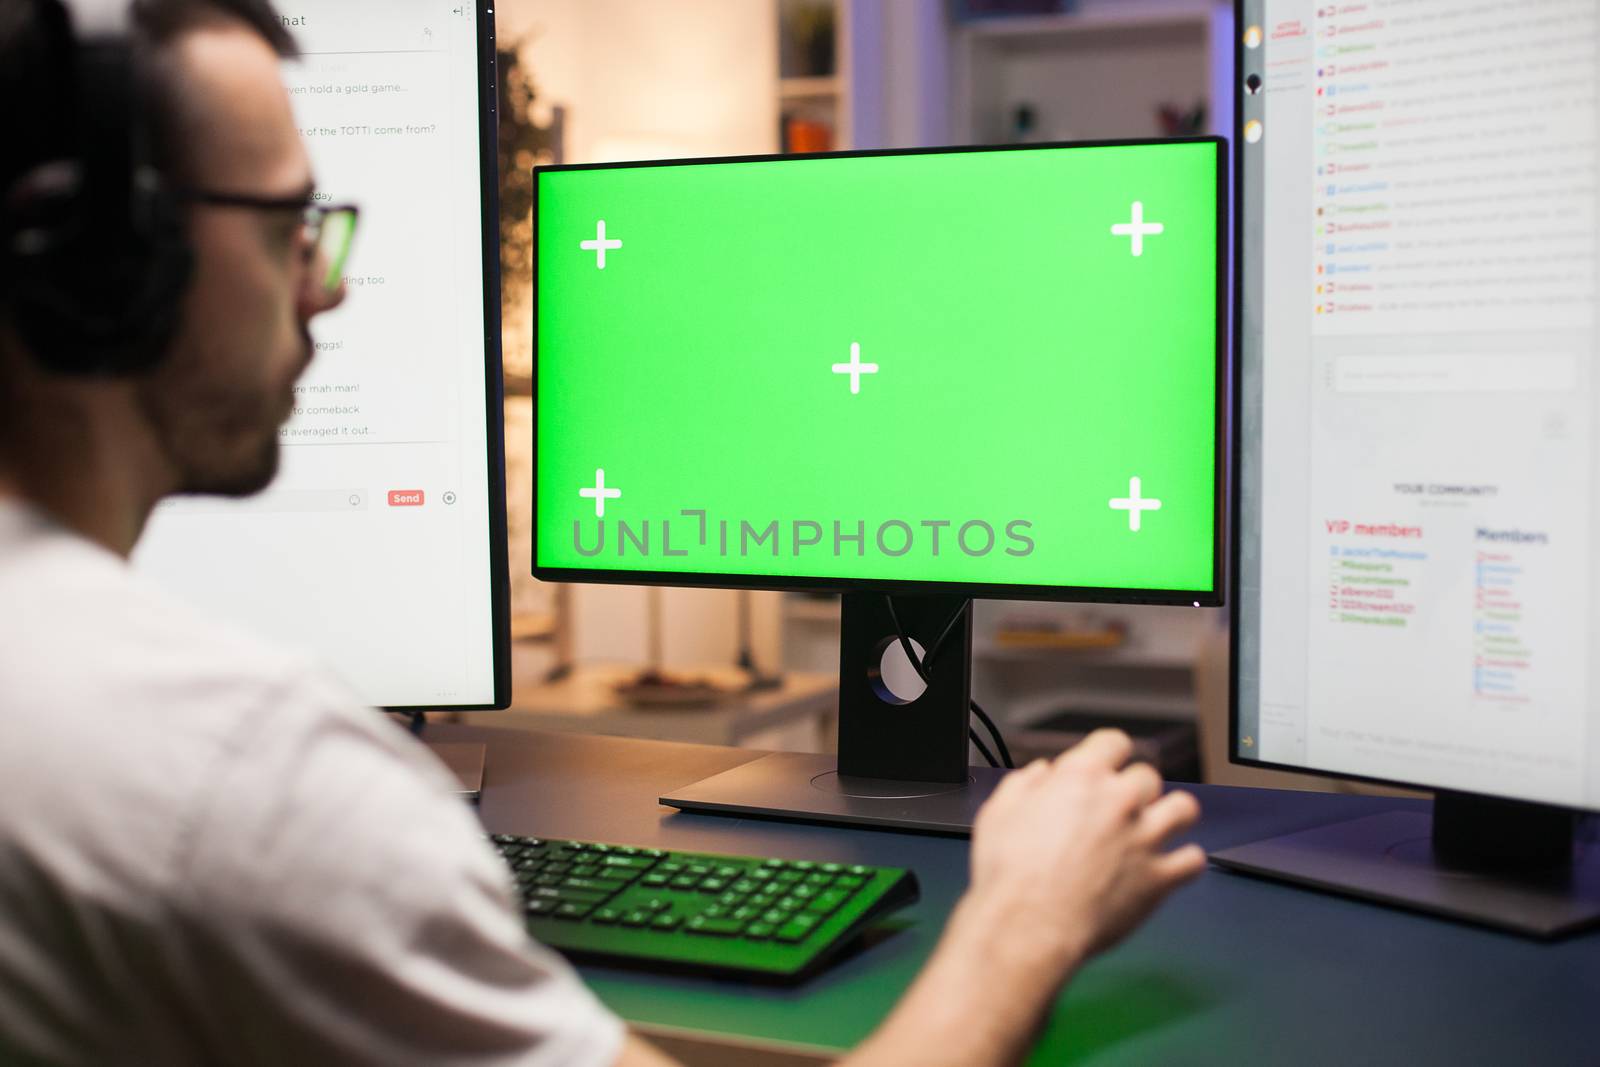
[386,0,510,711]
[530,137,1230,611]
[532,137,1228,834]
[1220,0,1598,939]
[1223,0,1596,818]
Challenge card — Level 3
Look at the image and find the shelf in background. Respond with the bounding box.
[954,0,1233,144]
[959,4,1213,43]
[973,640,1194,672]
[780,75,841,99]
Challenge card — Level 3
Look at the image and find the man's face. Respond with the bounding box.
[137,23,342,496]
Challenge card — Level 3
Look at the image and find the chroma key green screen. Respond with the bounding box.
[533,139,1223,601]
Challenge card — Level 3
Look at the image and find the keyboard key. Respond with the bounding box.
[620,910,650,927]
[762,859,786,870]
[600,855,657,871]
[560,877,627,895]
[761,909,789,925]
[592,909,621,924]
[848,865,870,876]
[702,904,728,919]
[775,915,820,942]
[731,906,759,922]
[641,873,670,888]
[650,914,682,930]
[658,862,685,876]
[525,899,556,916]
[743,922,775,940]
[571,864,599,878]
[644,898,673,912]
[761,880,785,896]
[555,903,592,920]
[716,890,746,907]
[731,879,759,894]
[821,863,844,874]
[686,916,745,937]
[545,888,613,905]
[714,865,741,879]
[670,875,699,890]
[792,885,820,900]
[806,889,852,915]
[701,878,728,893]
[686,864,712,877]
[835,875,866,890]
[748,894,775,909]
[777,896,803,911]
[792,861,816,872]
[804,872,833,886]
[777,870,804,883]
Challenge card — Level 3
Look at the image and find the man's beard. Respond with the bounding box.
[178,430,283,497]
[138,327,308,498]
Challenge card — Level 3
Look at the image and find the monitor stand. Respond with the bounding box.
[660,593,1007,835]
[1211,790,1600,939]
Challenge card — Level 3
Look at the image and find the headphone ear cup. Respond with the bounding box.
[10,168,192,377]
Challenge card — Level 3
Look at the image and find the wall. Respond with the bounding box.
[500,0,784,670]
[500,0,778,163]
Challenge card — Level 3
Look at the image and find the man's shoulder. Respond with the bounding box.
[0,505,331,721]
[0,506,394,891]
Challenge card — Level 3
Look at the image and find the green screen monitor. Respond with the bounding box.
[533,138,1226,832]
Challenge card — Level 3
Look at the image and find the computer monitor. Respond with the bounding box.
[133,0,510,711]
[1221,0,1600,936]
[533,138,1226,832]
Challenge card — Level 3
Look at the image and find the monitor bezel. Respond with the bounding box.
[530,136,1228,608]
[1225,0,1593,813]
[384,0,511,711]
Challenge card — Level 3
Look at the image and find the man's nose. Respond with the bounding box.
[299,253,348,319]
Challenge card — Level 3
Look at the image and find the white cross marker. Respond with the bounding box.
[1110,476,1162,532]
[580,220,622,269]
[579,468,621,517]
[831,342,879,395]
[1111,201,1165,257]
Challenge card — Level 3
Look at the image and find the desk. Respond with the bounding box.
[504,652,837,748]
[433,722,1600,1066]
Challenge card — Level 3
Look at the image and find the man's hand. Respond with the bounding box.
[843,729,1204,1067]
[966,728,1205,970]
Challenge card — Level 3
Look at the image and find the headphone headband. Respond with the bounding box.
[4,0,193,376]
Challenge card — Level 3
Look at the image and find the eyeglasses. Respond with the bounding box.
[176,189,360,295]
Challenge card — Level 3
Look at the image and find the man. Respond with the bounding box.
[0,1,1206,1063]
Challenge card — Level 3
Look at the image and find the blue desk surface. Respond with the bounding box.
[439,723,1600,1066]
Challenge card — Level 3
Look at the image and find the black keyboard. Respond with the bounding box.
[490,833,920,982]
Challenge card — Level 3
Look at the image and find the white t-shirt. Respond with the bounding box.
[0,501,625,1066]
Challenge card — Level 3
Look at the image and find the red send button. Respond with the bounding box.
[387,489,425,507]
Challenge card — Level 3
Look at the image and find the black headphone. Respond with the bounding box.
[2,0,193,376]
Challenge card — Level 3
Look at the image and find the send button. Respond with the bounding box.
[387,489,425,507]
